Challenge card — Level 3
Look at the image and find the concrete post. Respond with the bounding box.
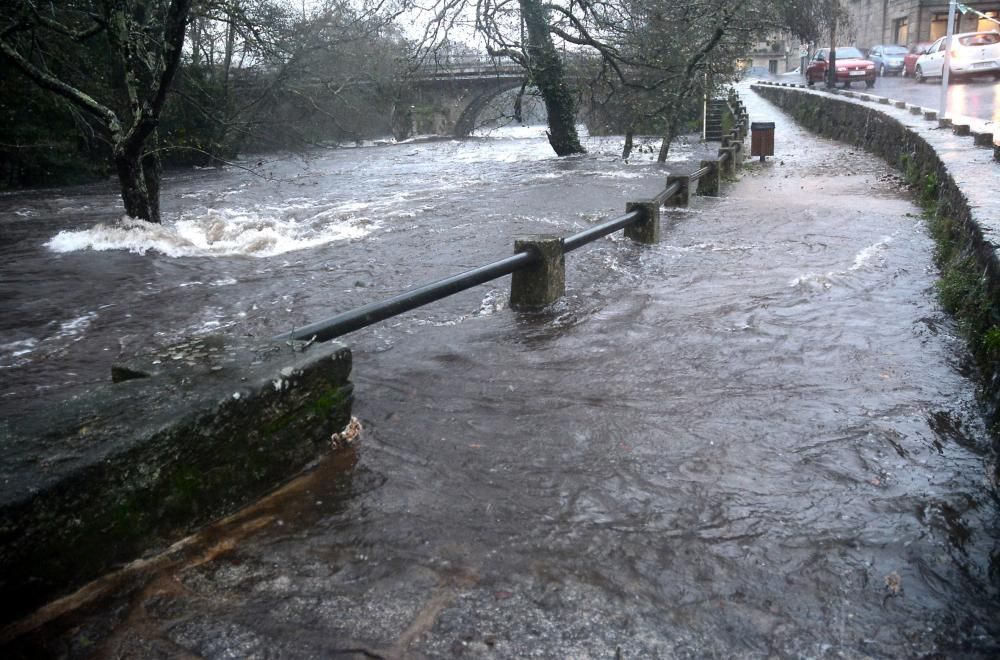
[731,136,744,164]
[665,174,692,207]
[894,100,907,108]
[510,235,565,309]
[624,200,661,244]
[953,123,971,136]
[923,110,938,121]
[719,146,738,177]
[696,159,720,196]
[973,131,994,147]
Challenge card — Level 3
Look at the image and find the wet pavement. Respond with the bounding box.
[3,90,1000,658]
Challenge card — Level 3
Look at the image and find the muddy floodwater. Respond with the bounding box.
[2,90,999,657]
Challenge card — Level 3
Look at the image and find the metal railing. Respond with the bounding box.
[275,112,748,344]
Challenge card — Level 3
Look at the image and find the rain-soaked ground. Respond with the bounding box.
[2,89,1000,657]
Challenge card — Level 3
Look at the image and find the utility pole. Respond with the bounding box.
[939,0,957,117]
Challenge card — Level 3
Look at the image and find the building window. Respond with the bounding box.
[930,13,949,41]
[978,11,999,32]
[893,17,909,45]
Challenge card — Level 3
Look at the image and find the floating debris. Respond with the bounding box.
[331,416,362,448]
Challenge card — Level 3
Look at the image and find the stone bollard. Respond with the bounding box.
[719,146,738,177]
[923,110,938,120]
[665,174,692,207]
[697,159,720,196]
[909,105,922,115]
[954,124,971,136]
[510,236,565,309]
[894,100,907,108]
[939,117,954,129]
[973,131,995,147]
[624,200,661,244]
[879,97,891,105]
[994,144,1000,163]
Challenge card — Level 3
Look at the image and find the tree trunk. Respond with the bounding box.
[622,129,634,160]
[114,132,161,223]
[115,152,158,223]
[519,0,585,156]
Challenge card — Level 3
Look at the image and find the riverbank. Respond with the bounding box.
[4,92,997,656]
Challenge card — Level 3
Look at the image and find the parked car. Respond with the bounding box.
[903,42,933,76]
[806,47,876,87]
[914,31,1000,82]
[867,44,908,76]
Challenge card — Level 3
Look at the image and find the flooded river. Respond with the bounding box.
[2,91,999,657]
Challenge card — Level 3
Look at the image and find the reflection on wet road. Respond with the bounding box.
[2,92,999,657]
[763,71,1000,123]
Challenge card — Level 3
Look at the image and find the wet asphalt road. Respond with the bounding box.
[763,71,1000,124]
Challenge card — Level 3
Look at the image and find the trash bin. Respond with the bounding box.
[751,122,775,162]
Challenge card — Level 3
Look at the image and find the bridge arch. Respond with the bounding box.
[451,78,529,137]
[395,63,531,139]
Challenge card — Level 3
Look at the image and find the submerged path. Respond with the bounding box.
[6,90,1000,657]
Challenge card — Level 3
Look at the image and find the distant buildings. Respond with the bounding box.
[847,1,1000,50]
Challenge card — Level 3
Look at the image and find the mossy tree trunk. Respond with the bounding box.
[519,0,585,156]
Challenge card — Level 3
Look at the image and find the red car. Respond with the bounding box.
[903,42,934,76]
[806,47,876,87]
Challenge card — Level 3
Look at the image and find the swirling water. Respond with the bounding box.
[2,108,999,656]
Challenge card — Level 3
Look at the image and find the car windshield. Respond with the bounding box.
[958,33,1000,47]
[834,47,864,58]
[884,46,908,55]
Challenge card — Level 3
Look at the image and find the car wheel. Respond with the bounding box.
[915,65,925,83]
[879,64,886,77]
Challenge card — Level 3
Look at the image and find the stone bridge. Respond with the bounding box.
[393,59,529,139]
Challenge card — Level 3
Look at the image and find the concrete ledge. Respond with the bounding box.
[0,335,353,623]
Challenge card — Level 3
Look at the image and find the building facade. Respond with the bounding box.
[847,1,1000,50]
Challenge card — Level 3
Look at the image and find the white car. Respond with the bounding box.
[914,31,1000,82]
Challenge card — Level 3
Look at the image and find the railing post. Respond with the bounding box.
[624,200,660,244]
[665,174,691,207]
[510,236,565,309]
[719,146,738,177]
[697,160,720,196]
[729,130,744,164]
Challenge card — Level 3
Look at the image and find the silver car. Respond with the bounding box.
[914,31,1000,82]
[867,44,908,76]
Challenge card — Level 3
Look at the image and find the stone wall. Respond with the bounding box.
[0,335,354,624]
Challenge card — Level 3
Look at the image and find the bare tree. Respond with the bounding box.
[1,0,193,223]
